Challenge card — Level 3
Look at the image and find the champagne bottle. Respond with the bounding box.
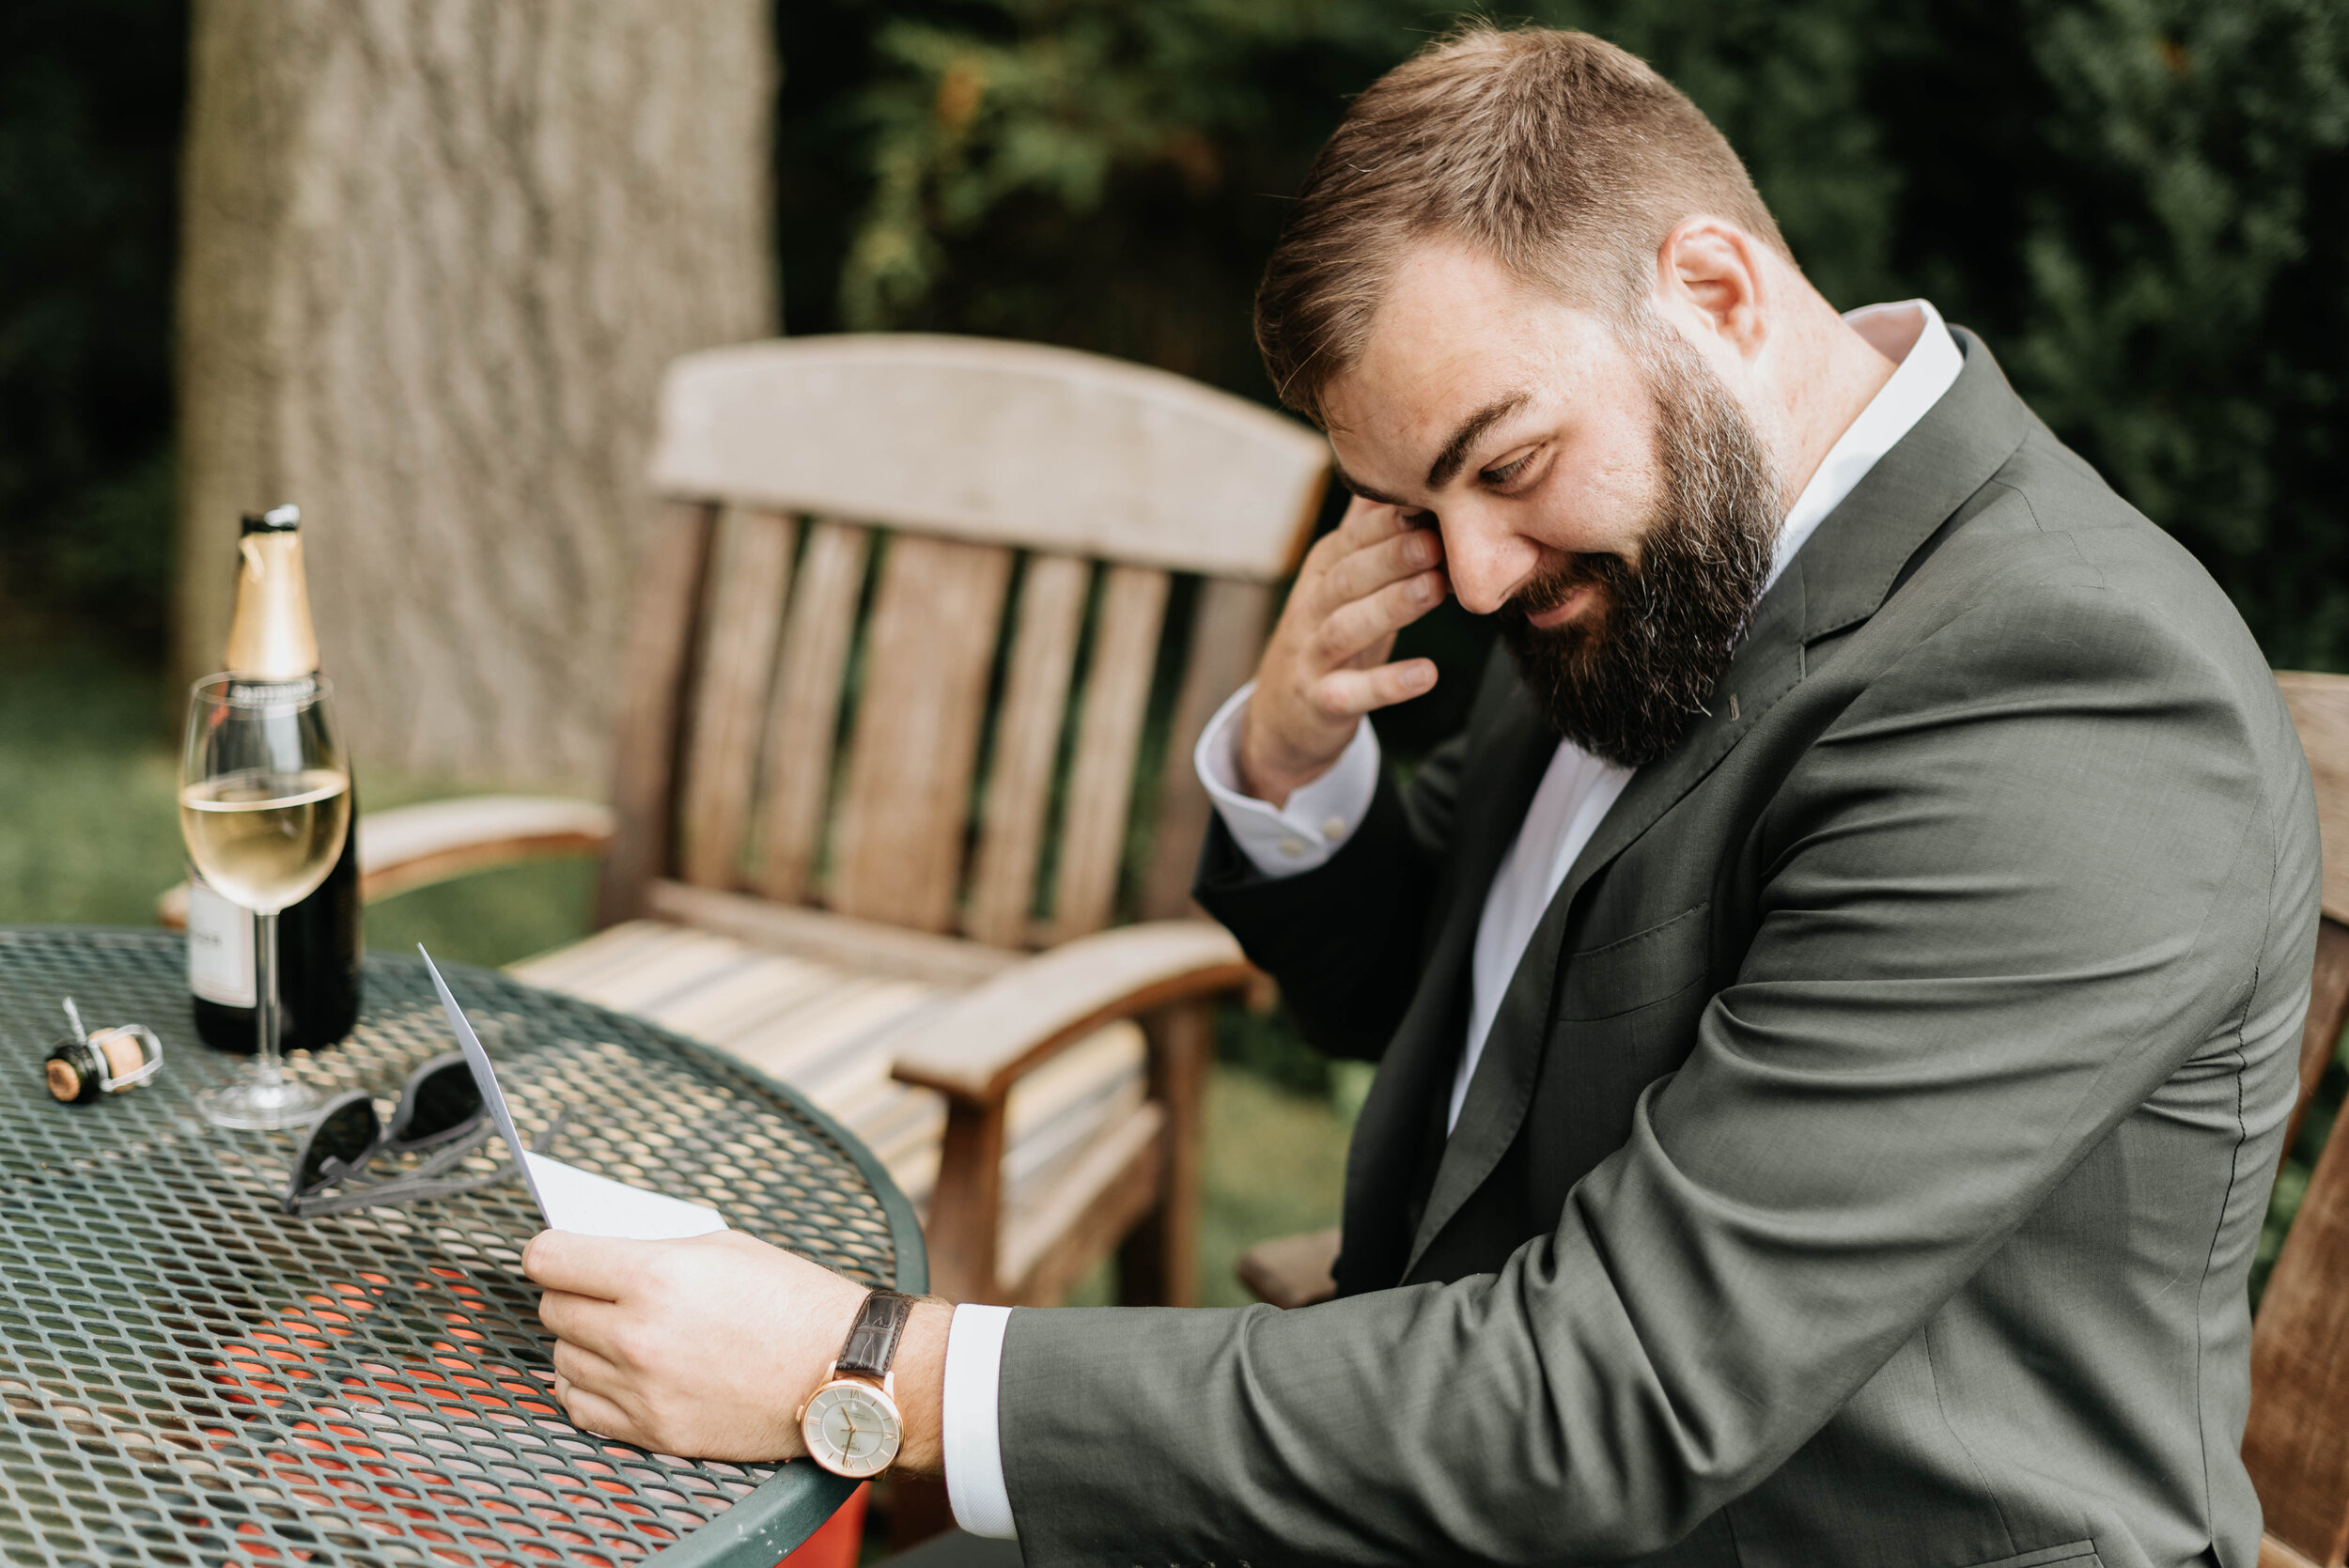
[186,505,363,1053]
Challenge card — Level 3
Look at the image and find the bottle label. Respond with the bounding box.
[186,876,257,1006]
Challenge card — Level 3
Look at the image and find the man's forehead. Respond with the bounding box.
[1323,243,1615,491]
[1333,249,1546,410]
[1326,378,1538,505]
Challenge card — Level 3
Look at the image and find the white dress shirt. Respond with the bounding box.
[941,299,1965,1540]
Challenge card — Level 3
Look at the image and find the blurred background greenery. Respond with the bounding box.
[5,0,2345,1295]
[15,0,2349,706]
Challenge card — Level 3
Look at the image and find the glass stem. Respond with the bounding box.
[254,908,284,1081]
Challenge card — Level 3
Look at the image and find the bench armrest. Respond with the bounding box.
[893,919,1251,1303]
[889,920,1252,1106]
[157,795,614,927]
[1237,1227,1341,1309]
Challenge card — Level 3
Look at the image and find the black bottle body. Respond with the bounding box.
[189,779,362,1053]
[188,506,362,1053]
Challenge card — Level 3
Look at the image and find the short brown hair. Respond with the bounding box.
[1254,25,1789,425]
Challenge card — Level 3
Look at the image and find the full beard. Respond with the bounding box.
[1498,318,1783,768]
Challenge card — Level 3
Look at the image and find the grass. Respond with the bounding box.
[0,636,190,928]
[0,632,599,960]
[1198,1065,1358,1304]
[2,633,1355,1306]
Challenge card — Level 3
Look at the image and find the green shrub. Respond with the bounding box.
[0,0,185,652]
[779,0,2349,668]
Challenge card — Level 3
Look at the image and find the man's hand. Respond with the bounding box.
[523,1228,949,1474]
[1241,496,1448,805]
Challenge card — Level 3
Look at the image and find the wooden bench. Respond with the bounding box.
[2248,672,2349,1568]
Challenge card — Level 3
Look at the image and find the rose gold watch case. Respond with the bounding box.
[796,1363,904,1479]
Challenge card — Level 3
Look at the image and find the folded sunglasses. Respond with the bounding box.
[281,1051,566,1217]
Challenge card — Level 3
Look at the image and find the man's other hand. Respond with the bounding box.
[523,1228,948,1472]
[1240,495,1448,805]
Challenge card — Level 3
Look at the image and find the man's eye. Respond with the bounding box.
[1480,455,1532,487]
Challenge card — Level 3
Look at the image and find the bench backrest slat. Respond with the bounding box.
[599,335,1329,948]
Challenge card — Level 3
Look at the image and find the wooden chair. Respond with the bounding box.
[1236,1225,1343,1310]
[2247,671,2349,1568]
[1234,671,2349,1568]
[171,334,1329,1312]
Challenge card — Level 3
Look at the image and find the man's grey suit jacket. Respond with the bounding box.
[993,334,2320,1568]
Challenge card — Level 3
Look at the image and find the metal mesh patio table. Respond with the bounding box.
[0,927,926,1568]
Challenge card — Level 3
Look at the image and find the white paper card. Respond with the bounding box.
[521,1151,728,1239]
[421,946,550,1218]
[419,945,728,1241]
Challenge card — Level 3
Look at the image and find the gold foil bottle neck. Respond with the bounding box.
[223,525,321,679]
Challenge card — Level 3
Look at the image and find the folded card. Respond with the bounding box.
[420,947,728,1241]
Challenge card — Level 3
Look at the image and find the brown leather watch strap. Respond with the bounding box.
[834,1290,916,1381]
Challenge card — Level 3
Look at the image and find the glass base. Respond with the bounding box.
[200,1072,326,1131]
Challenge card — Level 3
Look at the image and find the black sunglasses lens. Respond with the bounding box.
[397,1059,483,1145]
[295,1096,379,1195]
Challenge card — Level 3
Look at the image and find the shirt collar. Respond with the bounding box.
[1763,299,1964,593]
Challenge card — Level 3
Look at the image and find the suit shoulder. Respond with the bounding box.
[1916,427,2259,679]
[1980,427,2215,596]
[1876,440,2305,818]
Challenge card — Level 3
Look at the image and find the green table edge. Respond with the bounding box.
[612,953,930,1567]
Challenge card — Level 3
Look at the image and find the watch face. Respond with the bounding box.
[801,1381,903,1478]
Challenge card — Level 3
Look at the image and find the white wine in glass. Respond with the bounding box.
[179,675,350,1129]
[179,770,350,911]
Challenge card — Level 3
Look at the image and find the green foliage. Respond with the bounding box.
[786,0,1425,390]
[13,0,2340,667]
[780,0,2349,668]
[0,629,599,970]
[2003,0,2349,666]
[0,636,185,930]
[1218,997,1335,1098]
[0,0,186,653]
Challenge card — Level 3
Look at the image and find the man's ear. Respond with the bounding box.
[1653,218,1770,360]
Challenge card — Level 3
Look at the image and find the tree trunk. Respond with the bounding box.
[176,0,774,787]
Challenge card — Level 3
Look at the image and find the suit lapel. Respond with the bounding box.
[1399,328,2037,1280]
[1402,573,1810,1276]
[1335,683,1554,1293]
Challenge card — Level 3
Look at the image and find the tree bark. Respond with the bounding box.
[176,0,774,787]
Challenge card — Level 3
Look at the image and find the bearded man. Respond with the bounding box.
[522,25,2319,1568]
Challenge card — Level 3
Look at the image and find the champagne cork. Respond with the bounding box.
[44,1022,163,1103]
[43,1058,80,1101]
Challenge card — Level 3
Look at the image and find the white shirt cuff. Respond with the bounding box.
[942,1303,1018,1539]
[1192,680,1381,877]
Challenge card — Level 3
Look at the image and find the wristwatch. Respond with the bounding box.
[798,1289,916,1478]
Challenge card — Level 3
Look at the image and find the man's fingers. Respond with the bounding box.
[1297,498,1420,597]
[522,1229,656,1301]
[1316,525,1444,613]
[1315,660,1439,717]
[1316,570,1448,665]
[552,1374,646,1447]
[1333,491,1416,543]
[552,1335,626,1392]
[537,1287,632,1358]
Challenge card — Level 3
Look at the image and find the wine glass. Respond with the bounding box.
[179,674,351,1129]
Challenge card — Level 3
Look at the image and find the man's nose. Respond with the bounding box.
[1438,508,1539,616]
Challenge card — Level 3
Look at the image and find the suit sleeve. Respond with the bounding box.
[1001,579,2314,1564]
[1194,724,1468,1061]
